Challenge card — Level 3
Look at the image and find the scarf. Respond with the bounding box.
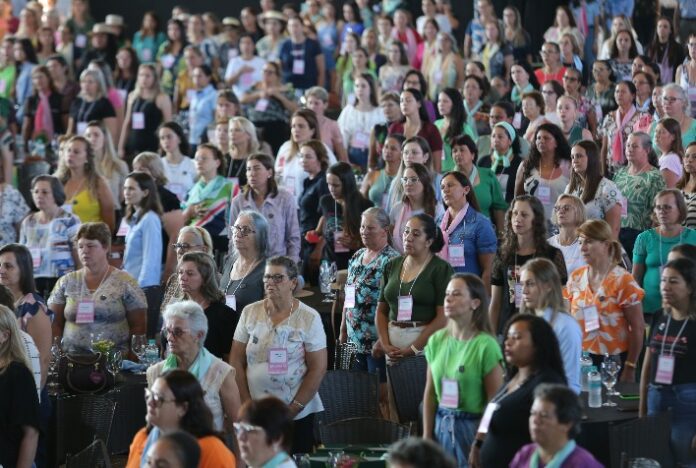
[161,346,214,382]
[576,1,589,37]
[464,100,483,138]
[392,201,412,253]
[34,91,54,139]
[511,83,534,105]
[437,204,468,262]
[140,427,161,467]
[529,440,577,468]
[491,148,513,173]
[611,105,636,165]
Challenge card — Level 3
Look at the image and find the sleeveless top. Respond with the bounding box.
[368,169,394,210]
[566,124,585,147]
[125,97,163,154]
[679,59,696,119]
[67,188,101,223]
[147,356,235,432]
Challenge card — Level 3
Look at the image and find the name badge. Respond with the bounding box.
[583,305,600,332]
[76,299,95,324]
[292,59,305,75]
[477,402,499,434]
[142,49,152,62]
[117,88,128,104]
[255,98,269,112]
[75,34,87,48]
[334,230,350,253]
[512,112,522,129]
[116,219,129,237]
[448,245,465,267]
[620,198,628,218]
[186,89,196,104]
[344,284,356,308]
[655,354,675,384]
[132,112,145,130]
[161,54,175,69]
[76,121,88,135]
[350,131,370,149]
[433,70,443,84]
[537,185,551,204]
[284,176,296,195]
[29,248,41,269]
[397,295,413,321]
[225,294,237,310]
[268,347,289,374]
[440,378,459,408]
[497,173,509,190]
[240,72,255,88]
[514,282,523,308]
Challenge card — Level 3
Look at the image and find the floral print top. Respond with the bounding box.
[598,109,651,173]
[566,177,622,221]
[613,167,665,231]
[565,265,644,355]
[0,184,30,245]
[345,246,400,354]
[19,210,81,278]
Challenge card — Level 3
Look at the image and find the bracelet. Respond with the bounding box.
[410,344,423,356]
[625,360,637,368]
[474,439,483,448]
[292,399,305,409]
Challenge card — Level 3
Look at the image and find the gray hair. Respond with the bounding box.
[230,210,269,261]
[178,226,214,255]
[662,83,692,116]
[79,68,108,98]
[362,207,390,230]
[229,117,260,153]
[304,86,329,102]
[163,300,208,346]
[266,256,299,279]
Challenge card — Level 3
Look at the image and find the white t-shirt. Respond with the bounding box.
[548,234,586,277]
[224,55,266,98]
[275,141,337,204]
[416,14,452,35]
[162,156,197,202]
[659,152,683,179]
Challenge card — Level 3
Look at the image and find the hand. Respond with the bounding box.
[194,204,208,218]
[183,203,199,220]
[289,401,301,418]
[339,326,347,344]
[620,366,636,383]
[337,233,354,248]
[468,445,481,468]
[383,343,401,359]
[371,340,385,358]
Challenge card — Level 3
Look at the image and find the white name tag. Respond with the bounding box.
[397,295,413,321]
[344,284,356,308]
[477,402,499,434]
[132,111,145,130]
[350,131,370,149]
[116,219,129,237]
[292,59,305,74]
[75,34,87,48]
[655,354,675,384]
[583,305,600,332]
[334,230,350,253]
[255,98,269,112]
[225,294,237,310]
[268,347,289,374]
[621,198,628,218]
[76,299,95,324]
[514,282,523,308]
[76,121,87,135]
[142,49,152,61]
[440,378,459,408]
[29,248,41,269]
[448,245,465,267]
[537,185,551,204]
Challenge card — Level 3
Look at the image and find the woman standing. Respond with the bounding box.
[556,96,593,147]
[586,60,618,124]
[435,88,476,173]
[132,11,166,63]
[227,117,260,186]
[613,132,666,258]
[566,219,645,376]
[299,141,330,277]
[608,30,639,82]
[85,121,129,215]
[230,256,327,454]
[639,258,696,467]
[123,172,163,338]
[156,19,187,97]
[489,196,568,335]
[379,41,410,94]
[221,211,267,318]
[479,122,524,204]
[337,73,385,171]
[654,84,696,149]
[481,21,512,81]
[540,81,563,127]
[67,68,117,139]
[55,135,115,232]
[426,32,464,102]
[177,252,236,360]
[679,142,696,229]
[182,144,234,254]
[647,17,684,84]
[158,122,195,202]
[437,172,497,288]
[632,71,655,114]
[376,214,453,362]
[362,134,403,210]
[566,140,623,238]
[13,38,37,123]
[654,117,684,188]
[340,47,377,108]
[519,258,582,392]
[119,63,172,162]
[21,65,67,143]
[229,153,301,262]
[509,62,539,109]
[114,47,139,98]
[676,33,696,117]
[548,195,588,277]
[562,68,597,135]
[633,190,696,318]
[462,75,491,139]
[423,274,503,466]
[521,91,546,144]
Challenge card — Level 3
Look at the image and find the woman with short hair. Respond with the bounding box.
[548,194,588,277]
[236,397,295,468]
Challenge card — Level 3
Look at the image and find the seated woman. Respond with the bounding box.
[510,384,603,467]
[178,252,237,360]
[147,300,241,433]
[49,222,147,354]
[127,369,236,468]
[144,431,201,468]
[221,211,267,317]
[235,397,296,468]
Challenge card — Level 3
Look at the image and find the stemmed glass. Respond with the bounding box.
[601,354,621,407]
[131,334,147,374]
[108,350,123,377]
[319,261,336,302]
[48,336,62,391]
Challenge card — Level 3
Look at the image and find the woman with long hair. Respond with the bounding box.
[586,60,618,124]
[566,140,622,238]
[676,33,696,118]
[119,63,172,162]
[608,30,639,82]
[54,135,115,231]
[85,120,129,214]
[543,5,584,46]
[435,87,476,173]
[489,196,568,335]
[362,134,404,210]
[426,31,464,101]
[114,46,139,97]
[481,21,512,81]
[678,142,696,228]
[13,37,37,123]
[298,140,330,278]
[67,68,117,139]
[520,91,546,144]
[462,74,492,139]
[157,19,187,97]
[519,258,582,392]
[227,117,259,186]
[21,65,66,143]
[132,11,166,64]
[600,81,646,175]
[502,6,532,64]
[562,67,597,135]
[509,61,539,109]
[158,121,194,202]
[647,17,684,84]
[423,274,503,466]
[654,117,684,188]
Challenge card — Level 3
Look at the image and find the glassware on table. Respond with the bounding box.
[131,334,147,374]
[108,349,123,376]
[292,453,311,468]
[319,261,333,302]
[90,332,115,355]
[47,336,63,391]
[601,354,621,406]
[328,451,345,467]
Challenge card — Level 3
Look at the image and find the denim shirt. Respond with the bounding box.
[188,84,217,145]
[435,207,497,275]
[15,61,35,121]
[124,210,162,287]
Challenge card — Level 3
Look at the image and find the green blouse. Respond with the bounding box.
[474,167,508,220]
[435,119,477,173]
[613,167,665,231]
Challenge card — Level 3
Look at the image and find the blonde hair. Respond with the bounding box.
[519,258,568,324]
[551,194,586,227]
[133,63,163,98]
[79,68,108,99]
[576,219,623,265]
[0,305,31,374]
[229,116,260,154]
[87,121,128,180]
[54,136,102,199]
[133,152,168,185]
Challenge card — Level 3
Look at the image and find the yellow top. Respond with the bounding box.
[68,188,101,224]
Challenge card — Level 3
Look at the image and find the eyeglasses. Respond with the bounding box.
[541,49,556,55]
[530,409,555,420]
[161,327,190,340]
[553,205,573,213]
[144,389,178,408]
[262,274,289,283]
[654,204,674,212]
[662,96,682,104]
[171,243,203,251]
[541,90,556,95]
[401,176,420,185]
[231,225,256,237]
[233,422,264,436]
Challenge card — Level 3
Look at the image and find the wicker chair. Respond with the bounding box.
[333,341,357,370]
[319,417,410,445]
[59,395,117,458]
[610,411,672,468]
[66,439,111,468]
[386,355,427,426]
[316,370,380,430]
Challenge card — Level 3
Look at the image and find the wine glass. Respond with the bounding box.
[108,350,123,376]
[601,357,621,407]
[131,334,147,372]
[326,261,338,302]
[48,336,62,391]
[292,453,311,468]
[602,354,622,396]
[319,261,332,302]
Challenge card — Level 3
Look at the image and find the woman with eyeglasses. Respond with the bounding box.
[229,153,301,263]
[161,226,213,315]
[235,397,295,468]
[632,189,696,320]
[387,136,442,209]
[566,140,623,239]
[230,256,327,454]
[221,211,267,319]
[67,68,117,139]
[128,369,236,468]
[650,84,696,149]
[678,142,696,228]
[548,195,588,277]
[49,222,147,354]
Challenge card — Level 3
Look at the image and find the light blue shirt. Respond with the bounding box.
[188,84,217,145]
[681,0,696,19]
[124,210,162,288]
[543,308,582,394]
[16,61,35,121]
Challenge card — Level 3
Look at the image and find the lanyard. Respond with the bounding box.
[398,255,430,297]
[77,99,96,122]
[660,314,689,356]
[225,259,260,296]
[81,267,111,299]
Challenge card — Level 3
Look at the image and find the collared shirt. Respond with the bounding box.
[124,210,163,288]
[229,187,301,262]
[188,84,217,145]
[680,0,696,18]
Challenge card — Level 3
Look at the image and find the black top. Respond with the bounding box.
[480,368,566,468]
[649,311,696,384]
[23,92,67,135]
[221,259,265,314]
[115,77,136,94]
[204,301,238,359]
[227,157,248,187]
[319,194,373,269]
[478,153,523,203]
[158,185,181,263]
[0,361,40,468]
[69,96,116,124]
[125,97,163,155]
[299,171,329,234]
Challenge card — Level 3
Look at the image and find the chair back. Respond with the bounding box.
[610,411,672,468]
[386,355,427,426]
[66,439,111,468]
[59,395,117,458]
[333,341,357,370]
[317,370,380,429]
[319,417,410,445]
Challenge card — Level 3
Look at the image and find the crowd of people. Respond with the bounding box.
[1,0,696,467]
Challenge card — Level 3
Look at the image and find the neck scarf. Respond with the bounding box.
[511,83,534,105]
[464,100,482,138]
[161,346,214,382]
[529,440,577,468]
[34,91,54,139]
[611,105,636,165]
[140,427,161,467]
[491,148,513,173]
[437,204,469,262]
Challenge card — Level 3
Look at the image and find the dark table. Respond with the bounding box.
[47,372,147,467]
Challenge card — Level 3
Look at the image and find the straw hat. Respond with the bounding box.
[105,14,124,28]
[90,23,115,36]
[260,10,287,24]
[222,17,241,28]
